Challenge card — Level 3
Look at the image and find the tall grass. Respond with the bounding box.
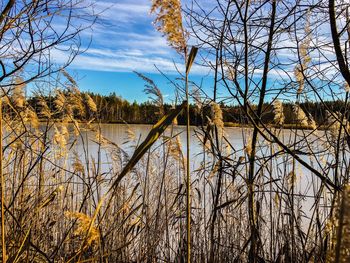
[1,1,350,262]
[0,69,349,262]
[1,98,6,263]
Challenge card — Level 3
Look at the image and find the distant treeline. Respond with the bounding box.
[25,92,347,126]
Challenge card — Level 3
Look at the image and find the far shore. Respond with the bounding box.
[37,119,330,131]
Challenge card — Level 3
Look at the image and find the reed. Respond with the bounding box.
[1,98,6,263]
[1,1,350,262]
[0,65,348,262]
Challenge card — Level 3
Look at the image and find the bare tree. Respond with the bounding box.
[0,0,96,92]
[0,1,95,262]
[184,0,350,262]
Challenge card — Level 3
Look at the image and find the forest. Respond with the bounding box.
[23,91,350,128]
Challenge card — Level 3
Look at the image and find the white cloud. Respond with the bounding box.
[51,45,208,75]
[93,1,151,24]
[64,0,342,82]
[59,0,191,74]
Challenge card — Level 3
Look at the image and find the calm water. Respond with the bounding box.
[69,124,334,225]
[75,124,249,172]
[74,123,323,171]
[74,123,324,188]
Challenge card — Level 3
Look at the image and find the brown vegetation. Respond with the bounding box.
[1,0,350,263]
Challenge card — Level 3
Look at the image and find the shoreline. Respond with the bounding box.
[37,119,328,131]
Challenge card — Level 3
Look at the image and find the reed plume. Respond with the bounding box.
[295,10,311,95]
[210,102,224,138]
[54,90,66,112]
[24,107,39,129]
[273,100,284,126]
[65,212,100,247]
[126,124,136,143]
[61,69,78,88]
[135,71,164,116]
[12,77,26,108]
[327,184,350,263]
[150,7,195,262]
[292,104,308,126]
[151,0,187,53]
[169,135,185,169]
[326,110,343,140]
[245,135,252,157]
[53,124,68,153]
[72,152,84,173]
[224,61,236,81]
[308,115,317,130]
[38,97,52,118]
[85,93,97,113]
[192,87,202,112]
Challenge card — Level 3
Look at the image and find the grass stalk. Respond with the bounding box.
[185,46,198,263]
[185,69,191,263]
[0,99,6,263]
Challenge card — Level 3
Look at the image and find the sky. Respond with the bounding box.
[56,0,347,104]
[63,0,209,103]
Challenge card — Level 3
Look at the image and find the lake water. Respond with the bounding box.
[73,124,332,195]
[75,124,252,173]
[73,123,330,177]
[63,123,337,230]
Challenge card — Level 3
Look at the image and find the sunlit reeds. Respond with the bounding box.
[150,0,187,53]
[1,2,350,262]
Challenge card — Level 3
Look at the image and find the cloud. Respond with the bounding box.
[52,46,208,75]
[55,0,225,75]
[93,1,151,25]
[65,0,340,81]
[58,0,193,74]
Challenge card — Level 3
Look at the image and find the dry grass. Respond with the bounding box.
[0,73,348,262]
[1,1,350,262]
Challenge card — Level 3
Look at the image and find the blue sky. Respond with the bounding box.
[60,0,210,103]
[54,0,345,104]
